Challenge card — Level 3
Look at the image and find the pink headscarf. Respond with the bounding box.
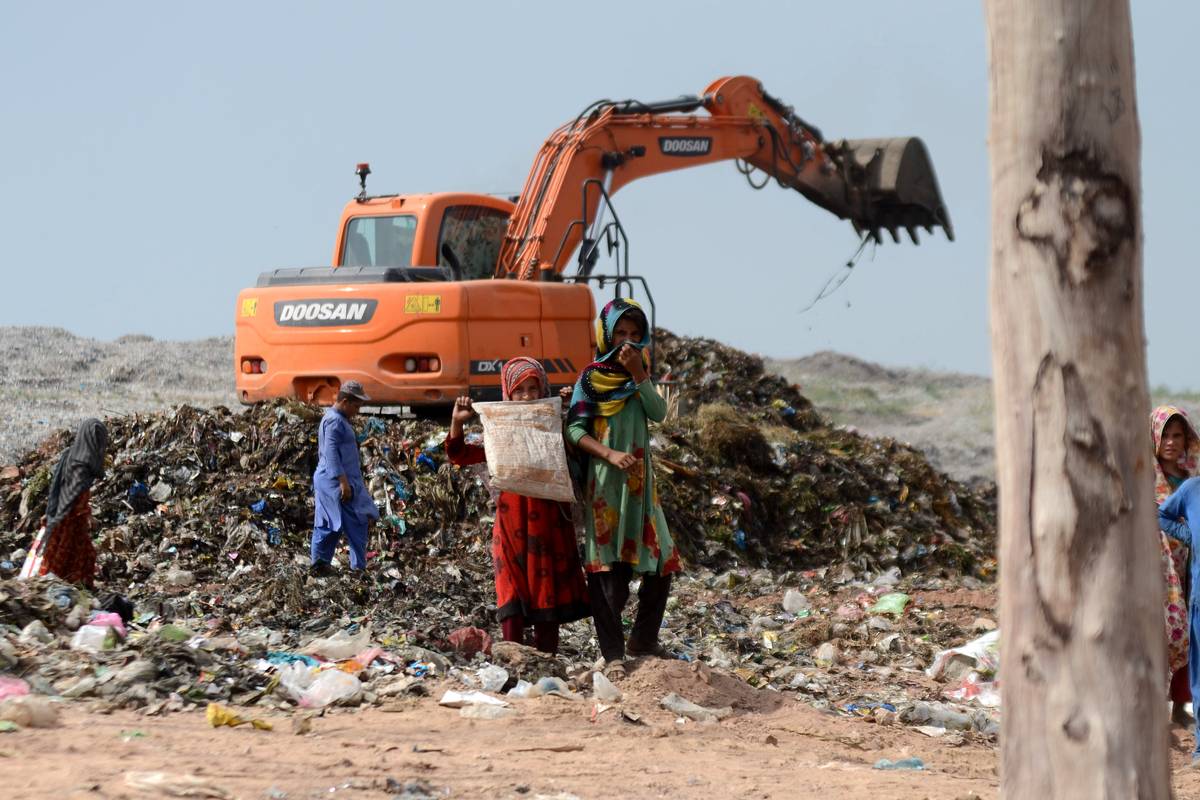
[1151,405,1200,503]
[501,357,548,401]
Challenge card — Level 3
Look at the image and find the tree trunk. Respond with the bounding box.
[985,1,1171,797]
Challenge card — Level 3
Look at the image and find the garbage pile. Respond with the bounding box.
[0,330,998,738]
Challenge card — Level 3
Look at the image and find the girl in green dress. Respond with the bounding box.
[567,298,680,679]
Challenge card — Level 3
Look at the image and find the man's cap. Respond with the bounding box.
[339,380,370,401]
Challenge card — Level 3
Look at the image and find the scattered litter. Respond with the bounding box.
[592,671,622,702]
[874,757,925,771]
[205,702,273,730]
[660,692,732,723]
[438,690,509,709]
[460,704,516,720]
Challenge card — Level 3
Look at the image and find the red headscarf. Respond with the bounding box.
[501,357,549,400]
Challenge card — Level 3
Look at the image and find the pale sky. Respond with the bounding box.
[2,2,1196,388]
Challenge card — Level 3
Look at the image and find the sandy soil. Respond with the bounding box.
[7,665,1200,800]
[2,661,1003,800]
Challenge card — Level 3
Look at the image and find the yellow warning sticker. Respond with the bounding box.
[404,295,442,314]
[241,298,258,318]
[747,102,765,121]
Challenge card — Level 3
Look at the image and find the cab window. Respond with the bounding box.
[437,206,510,280]
[341,215,417,267]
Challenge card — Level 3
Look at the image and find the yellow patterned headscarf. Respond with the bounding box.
[568,298,650,422]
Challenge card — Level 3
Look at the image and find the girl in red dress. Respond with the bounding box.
[445,357,590,654]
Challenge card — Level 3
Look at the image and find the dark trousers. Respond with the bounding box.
[1172,666,1192,704]
[501,616,560,655]
[587,563,672,662]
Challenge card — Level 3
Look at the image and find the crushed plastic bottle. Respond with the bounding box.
[874,757,925,771]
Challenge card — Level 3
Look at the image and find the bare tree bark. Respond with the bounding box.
[985,1,1171,797]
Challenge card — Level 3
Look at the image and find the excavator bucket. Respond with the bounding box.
[818,137,954,244]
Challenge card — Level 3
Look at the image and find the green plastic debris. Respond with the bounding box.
[156,624,193,643]
[0,721,17,733]
[869,592,910,616]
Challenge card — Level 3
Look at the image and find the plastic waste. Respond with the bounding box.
[302,627,371,661]
[163,568,195,587]
[70,623,120,653]
[592,672,622,702]
[0,676,30,701]
[660,692,732,722]
[782,589,810,615]
[88,611,127,638]
[945,674,1002,708]
[872,566,902,586]
[476,664,509,693]
[529,676,579,700]
[506,680,534,699]
[869,592,910,616]
[874,757,925,771]
[156,623,194,643]
[438,689,509,708]
[298,670,363,709]
[268,651,320,667]
[460,704,516,720]
[446,626,493,657]
[277,661,318,700]
[927,630,1000,680]
[813,642,839,667]
[206,702,273,730]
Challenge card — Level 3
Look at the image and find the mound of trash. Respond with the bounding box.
[0,331,998,732]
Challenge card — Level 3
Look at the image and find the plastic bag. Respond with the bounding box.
[302,627,371,662]
[868,592,910,616]
[473,398,575,503]
[301,670,362,708]
[476,664,509,693]
[70,623,120,654]
[88,611,127,639]
[927,630,1000,680]
[0,676,30,701]
[17,527,46,580]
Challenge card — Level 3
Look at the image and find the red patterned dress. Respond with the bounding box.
[445,435,590,651]
[39,489,98,587]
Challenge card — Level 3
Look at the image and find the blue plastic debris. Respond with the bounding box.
[267,526,281,545]
[874,757,924,771]
[391,476,411,501]
[250,499,268,514]
[356,417,387,444]
[267,651,319,667]
[732,529,748,551]
[416,453,436,472]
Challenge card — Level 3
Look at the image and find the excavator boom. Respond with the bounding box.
[498,75,952,278]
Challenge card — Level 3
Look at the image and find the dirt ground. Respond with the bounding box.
[5,659,1200,800]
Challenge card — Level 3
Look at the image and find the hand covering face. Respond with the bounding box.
[567,298,651,425]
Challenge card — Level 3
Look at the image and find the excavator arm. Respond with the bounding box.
[497,75,953,279]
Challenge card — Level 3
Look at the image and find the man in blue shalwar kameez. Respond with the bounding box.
[1159,475,1200,764]
[311,381,379,574]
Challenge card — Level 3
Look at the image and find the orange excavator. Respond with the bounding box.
[235,75,951,407]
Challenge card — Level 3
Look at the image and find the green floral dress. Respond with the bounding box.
[567,380,680,575]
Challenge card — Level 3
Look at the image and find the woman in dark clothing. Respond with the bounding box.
[36,419,108,586]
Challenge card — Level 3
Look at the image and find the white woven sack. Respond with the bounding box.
[473,397,575,503]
